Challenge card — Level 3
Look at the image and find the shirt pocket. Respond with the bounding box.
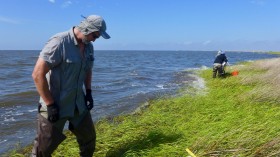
[63,58,82,78]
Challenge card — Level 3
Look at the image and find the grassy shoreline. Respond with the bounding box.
[10,57,280,157]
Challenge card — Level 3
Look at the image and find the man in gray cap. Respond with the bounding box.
[31,15,110,157]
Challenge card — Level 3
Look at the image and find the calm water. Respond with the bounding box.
[0,50,277,154]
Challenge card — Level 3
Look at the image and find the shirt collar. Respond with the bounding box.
[70,27,78,46]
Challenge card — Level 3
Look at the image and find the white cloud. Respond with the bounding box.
[62,1,72,8]
[0,16,19,24]
[203,40,212,45]
[183,41,193,45]
[49,0,55,3]
[250,0,266,6]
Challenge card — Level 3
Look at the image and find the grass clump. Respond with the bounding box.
[9,57,280,157]
[267,51,280,55]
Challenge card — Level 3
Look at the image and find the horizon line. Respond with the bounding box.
[0,49,273,52]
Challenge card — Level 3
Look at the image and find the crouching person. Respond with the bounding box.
[31,14,110,157]
[213,50,228,78]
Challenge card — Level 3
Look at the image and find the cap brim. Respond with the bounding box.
[101,31,110,39]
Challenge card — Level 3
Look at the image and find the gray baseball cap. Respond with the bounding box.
[77,15,110,39]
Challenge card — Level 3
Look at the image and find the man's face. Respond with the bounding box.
[82,31,100,44]
[88,31,101,42]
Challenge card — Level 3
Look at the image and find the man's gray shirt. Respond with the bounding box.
[39,27,94,118]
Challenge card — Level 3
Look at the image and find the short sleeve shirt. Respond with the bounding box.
[39,27,94,118]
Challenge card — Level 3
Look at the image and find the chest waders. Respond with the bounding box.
[32,110,96,157]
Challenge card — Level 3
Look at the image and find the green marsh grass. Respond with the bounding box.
[10,58,280,157]
[268,51,280,55]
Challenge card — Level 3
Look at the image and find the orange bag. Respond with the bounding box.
[231,70,239,76]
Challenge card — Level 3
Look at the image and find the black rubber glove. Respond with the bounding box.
[47,103,59,123]
[85,89,94,110]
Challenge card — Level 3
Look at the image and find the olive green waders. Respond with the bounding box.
[32,111,96,157]
[213,63,224,78]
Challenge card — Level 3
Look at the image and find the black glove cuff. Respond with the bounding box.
[86,89,92,95]
[46,102,59,123]
[47,103,56,108]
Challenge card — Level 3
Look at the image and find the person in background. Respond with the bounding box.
[31,15,110,157]
[213,50,228,78]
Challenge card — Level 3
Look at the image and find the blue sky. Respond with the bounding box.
[1,0,280,51]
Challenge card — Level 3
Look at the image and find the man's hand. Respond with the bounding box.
[47,103,59,123]
[85,89,94,110]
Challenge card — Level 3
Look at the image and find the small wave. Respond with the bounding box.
[131,83,141,87]
[189,74,205,89]
[129,71,138,76]
[183,65,209,71]
[0,90,38,107]
[0,140,7,144]
[156,84,166,89]
[9,90,37,97]
[200,65,209,70]
[92,85,105,89]
[246,60,254,62]
[13,112,24,116]
[4,110,13,114]
[28,109,37,112]
[135,76,152,80]
[4,117,15,122]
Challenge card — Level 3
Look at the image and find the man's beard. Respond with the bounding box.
[82,36,90,44]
